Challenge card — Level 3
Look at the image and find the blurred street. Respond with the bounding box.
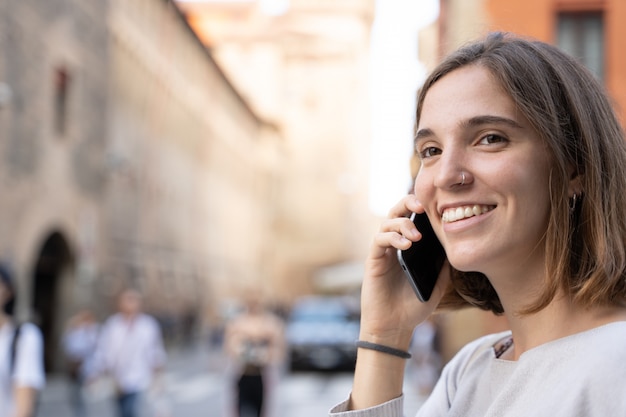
[37,340,426,417]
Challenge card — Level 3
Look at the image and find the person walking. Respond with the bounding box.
[87,288,166,417]
[0,263,45,417]
[330,32,626,416]
[61,308,100,417]
[224,293,285,417]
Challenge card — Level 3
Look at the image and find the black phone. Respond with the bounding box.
[396,212,446,302]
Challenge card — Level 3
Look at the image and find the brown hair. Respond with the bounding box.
[415,32,626,315]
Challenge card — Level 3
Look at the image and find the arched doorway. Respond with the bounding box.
[32,231,73,372]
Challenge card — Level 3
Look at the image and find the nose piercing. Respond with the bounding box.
[460,172,466,186]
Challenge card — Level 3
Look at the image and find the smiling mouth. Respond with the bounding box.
[442,205,495,223]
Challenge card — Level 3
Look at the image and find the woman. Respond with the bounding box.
[224,293,285,417]
[331,32,626,416]
[0,264,45,417]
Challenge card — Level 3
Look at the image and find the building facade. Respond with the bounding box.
[0,0,280,370]
[0,0,110,371]
[428,0,626,123]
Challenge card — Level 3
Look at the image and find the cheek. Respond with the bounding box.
[501,163,553,223]
[413,184,431,207]
[413,170,433,200]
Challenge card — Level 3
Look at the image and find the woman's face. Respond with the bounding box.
[414,65,553,280]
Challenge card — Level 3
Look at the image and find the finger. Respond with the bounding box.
[387,195,425,220]
[370,231,412,259]
[379,216,422,244]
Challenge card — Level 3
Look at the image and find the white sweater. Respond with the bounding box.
[330,321,626,417]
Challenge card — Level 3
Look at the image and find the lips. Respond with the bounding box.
[442,205,494,223]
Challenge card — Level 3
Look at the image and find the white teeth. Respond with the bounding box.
[442,205,492,223]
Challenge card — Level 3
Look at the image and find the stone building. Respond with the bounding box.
[0,0,110,370]
[0,0,280,370]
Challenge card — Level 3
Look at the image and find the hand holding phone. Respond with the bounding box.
[397,212,446,302]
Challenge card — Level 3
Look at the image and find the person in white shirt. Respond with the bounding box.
[0,263,45,417]
[62,308,100,417]
[88,288,166,417]
[330,32,626,416]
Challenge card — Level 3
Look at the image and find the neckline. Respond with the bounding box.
[493,336,514,359]
[493,320,626,361]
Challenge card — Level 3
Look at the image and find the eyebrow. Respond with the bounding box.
[415,115,525,142]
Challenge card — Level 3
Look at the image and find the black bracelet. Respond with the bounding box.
[355,340,412,359]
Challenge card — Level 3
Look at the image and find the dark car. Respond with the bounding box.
[286,296,360,371]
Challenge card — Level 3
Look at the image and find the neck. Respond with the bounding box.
[503,295,626,360]
[122,312,138,321]
[488,258,626,360]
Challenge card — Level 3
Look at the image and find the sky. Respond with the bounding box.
[368,0,439,216]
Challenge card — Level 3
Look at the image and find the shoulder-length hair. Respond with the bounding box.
[415,32,626,315]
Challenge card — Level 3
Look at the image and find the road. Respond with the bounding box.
[37,342,425,416]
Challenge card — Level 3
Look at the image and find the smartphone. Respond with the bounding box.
[396,212,446,302]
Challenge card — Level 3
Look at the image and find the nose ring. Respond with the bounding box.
[460,172,466,186]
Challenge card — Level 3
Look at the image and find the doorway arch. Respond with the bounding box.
[32,231,74,372]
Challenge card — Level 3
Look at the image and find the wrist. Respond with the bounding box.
[356,341,411,358]
[350,346,407,410]
[358,329,413,352]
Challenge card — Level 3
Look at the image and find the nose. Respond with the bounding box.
[432,147,471,190]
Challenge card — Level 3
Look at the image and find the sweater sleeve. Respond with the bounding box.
[329,395,404,417]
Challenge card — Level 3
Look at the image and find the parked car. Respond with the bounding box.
[286,296,360,371]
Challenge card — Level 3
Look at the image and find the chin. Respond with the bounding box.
[446,255,484,275]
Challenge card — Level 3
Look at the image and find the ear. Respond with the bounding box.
[568,171,583,197]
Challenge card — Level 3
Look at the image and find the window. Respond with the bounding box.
[557,12,604,80]
[53,67,71,136]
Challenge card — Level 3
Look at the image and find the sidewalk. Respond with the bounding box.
[38,341,226,417]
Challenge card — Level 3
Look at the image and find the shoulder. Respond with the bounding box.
[590,319,626,338]
[140,313,159,324]
[441,331,510,382]
[530,321,626,358]
[139,314,162,330]
[16,322,43,344]
[13,323,44,367]
[104,313,123,325]
[560,321,626,366]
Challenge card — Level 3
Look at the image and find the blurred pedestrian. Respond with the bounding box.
[0,263,45,417]
[87,288,167,417]
[61,308,100,417]
[224,292,285,417]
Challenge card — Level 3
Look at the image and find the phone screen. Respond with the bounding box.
[396,212,446,302]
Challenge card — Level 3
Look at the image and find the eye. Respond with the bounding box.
[418,146,442,159]
[479,134,508,145]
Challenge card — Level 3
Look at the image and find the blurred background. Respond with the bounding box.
[1,0,625,415]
